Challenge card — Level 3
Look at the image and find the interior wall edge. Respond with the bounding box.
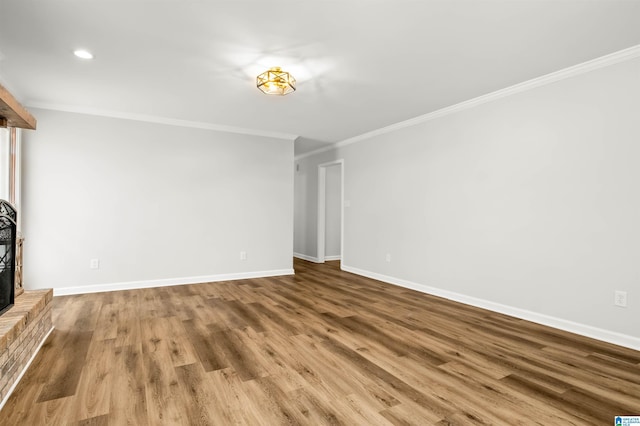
[293,253,321,263]
[341,264,640,351]
[51,269,295,297]
[25,103,298,142]
[324,255,341,261]
[295,43,640,161]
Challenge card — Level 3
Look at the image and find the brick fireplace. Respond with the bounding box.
[0,206,53,407]
[0,77,50,408]
[0,289,53,405]
[0,201,16,315]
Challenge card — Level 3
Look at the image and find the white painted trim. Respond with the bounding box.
[317,160,344,264]
[294,252,321,263]
[0,129,8,200]
[341,264,640,351]
[14,129,22,233]
[26,102,299,141]
[0,326,55,412]
[295,142,340,160]
[295,44,640,160]
[52,269,295,296]
[294,253,341,262]
[318,166,326,263]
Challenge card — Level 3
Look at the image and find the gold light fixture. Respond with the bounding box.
[256,67,296,95]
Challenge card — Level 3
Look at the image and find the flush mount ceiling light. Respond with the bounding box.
[256,67,296,95]
[73,49,94,59]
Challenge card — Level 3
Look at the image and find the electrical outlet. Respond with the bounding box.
[385,253,391,263]
[90,258,100,269]
[614,290,627,307]
[240,251,247,261]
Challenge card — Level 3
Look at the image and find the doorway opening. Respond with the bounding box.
[317,160,343,265]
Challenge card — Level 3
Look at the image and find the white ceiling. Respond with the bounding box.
[1,1,640,156]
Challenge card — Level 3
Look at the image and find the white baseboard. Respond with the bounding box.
[341,264,640,351]
[293,253,341,262]
[0,326,55,412]
[293,253,321,263]
[53,269,295,296]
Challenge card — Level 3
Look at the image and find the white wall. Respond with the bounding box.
[23,108,293,293]
[295,56,640,345]
[325,164,341,258]
[293,161,312,258]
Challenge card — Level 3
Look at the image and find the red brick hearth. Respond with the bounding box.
[0,290,53,405]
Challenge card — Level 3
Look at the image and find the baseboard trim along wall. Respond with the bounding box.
[53,269,295,296]
[0,326,54,412]
[341,264,640,351]
[293,253,342,262]
[293,253,321,263]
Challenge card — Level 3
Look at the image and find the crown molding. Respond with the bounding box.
[295,142,340,160]
[296,44,640,160]
[26,102,299,141]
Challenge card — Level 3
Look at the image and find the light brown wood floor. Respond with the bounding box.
[1,259,639,425]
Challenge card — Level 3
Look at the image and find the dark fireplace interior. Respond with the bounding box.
[0,200,17,315]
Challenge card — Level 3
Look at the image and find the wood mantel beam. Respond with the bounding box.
[0,83,36,130]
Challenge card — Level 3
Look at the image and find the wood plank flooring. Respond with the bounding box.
[1,259,639,425]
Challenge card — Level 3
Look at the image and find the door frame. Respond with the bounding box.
[317,159,344,264]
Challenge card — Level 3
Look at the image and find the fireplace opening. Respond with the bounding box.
[0,200,17,315]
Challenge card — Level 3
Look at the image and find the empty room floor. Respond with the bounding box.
[0,259,638,425]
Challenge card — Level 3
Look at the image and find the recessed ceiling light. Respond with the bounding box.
[73,49,94,59]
